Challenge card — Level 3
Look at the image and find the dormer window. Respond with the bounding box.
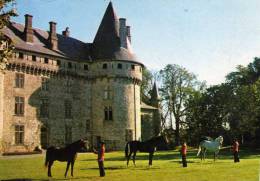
[84,64,89,71]
[56,60,61,66]
[44,58,49,64]
[117,63,122,69]
[131,64,135,70]
[68,62,72,69]
[18,52,24,59]
[103,63,107,69]
[32,55,36,61]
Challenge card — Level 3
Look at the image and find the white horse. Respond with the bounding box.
[197,136,223,161]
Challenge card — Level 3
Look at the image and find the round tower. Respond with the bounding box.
[90,2,143,150]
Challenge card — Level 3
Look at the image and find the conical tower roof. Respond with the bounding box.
[151,82,159,100]
[92,2,141,64]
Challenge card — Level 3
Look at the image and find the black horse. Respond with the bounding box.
[45,139,88,177]
[125,135,168,166]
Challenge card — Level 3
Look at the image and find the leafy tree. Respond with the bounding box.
[159,64,204,145]
[0,0,17,71]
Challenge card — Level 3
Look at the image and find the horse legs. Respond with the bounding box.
[64,161,71,178]
[148,152,154,166]
[71,161,75,177]
[133,151,137,166]
[127,151,133,166]
[48,160,54,177]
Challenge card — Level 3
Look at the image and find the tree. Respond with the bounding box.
[0,0,17,71]
[159,64,204,145]
[140,68,153,103]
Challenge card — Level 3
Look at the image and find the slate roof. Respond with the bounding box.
[1,2,142,65]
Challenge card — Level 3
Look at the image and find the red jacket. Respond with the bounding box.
[232,141,239,152]
[98,145,105,161]
[181,144,187,156]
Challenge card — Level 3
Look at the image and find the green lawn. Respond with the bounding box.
[0,150,259,181]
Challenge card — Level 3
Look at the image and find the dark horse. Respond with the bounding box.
[125,135,168,166]
[45,139,88,177]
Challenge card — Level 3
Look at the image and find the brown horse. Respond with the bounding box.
[125,135,168,166]
[45,139,88,177]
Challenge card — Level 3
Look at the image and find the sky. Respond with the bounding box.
[12,0,260,85]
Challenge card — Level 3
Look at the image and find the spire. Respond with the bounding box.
[151,82,159,99]
[93,2,120,59]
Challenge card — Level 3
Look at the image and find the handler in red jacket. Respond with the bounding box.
[181,142,187,167]
[232,139,240,163]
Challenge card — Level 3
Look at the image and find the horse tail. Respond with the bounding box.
[197,144,202,156]
[125,142,130,158]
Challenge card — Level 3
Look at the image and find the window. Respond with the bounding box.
[15,73,24,88]
[41,77,49,91]
[15,125,24,145]
[104,86,112,100]
[15,97,24,116]
[86,119,90,133]
[65,125,72,145]
[68,62,72,69]
[40,99,49,118]
[104,106,113,121]
[102,63,107,69]
[32,55,36,61]
[131,64,135,70]
[65,79,72,93]
[84,64,89,71]
[18,52,24,59]
[117,63,122,69]
[65,100,72,118]
[44,58,49,64]
[56,60,61,66]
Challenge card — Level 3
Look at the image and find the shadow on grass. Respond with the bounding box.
[81,166,126,170]
[1,176,96,181]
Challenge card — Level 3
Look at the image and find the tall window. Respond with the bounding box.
[65,125,72,144]
[15,97,24,116]
[15,125,24,145]
[65,100,72,118]
[65,79,72,93]
[104,106,113,121]
[84,64,89,71]
[86,119,90,133]
[40,99,49,118]
[41,77,49,91]
[104,86,112,100]
[15,73,24,88]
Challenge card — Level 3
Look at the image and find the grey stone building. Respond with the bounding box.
[0,2,160,153]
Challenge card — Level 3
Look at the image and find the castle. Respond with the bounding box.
[0,2,160,153]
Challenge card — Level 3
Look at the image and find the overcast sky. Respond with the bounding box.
[13,0,260,85]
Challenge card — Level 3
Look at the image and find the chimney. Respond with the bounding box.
[119,18,127,48]
[62,27,70,37]
[48,21,58,50]
[24,14,33,43]
[126,26,131,43]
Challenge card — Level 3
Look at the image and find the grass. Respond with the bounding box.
[0,149,259,181]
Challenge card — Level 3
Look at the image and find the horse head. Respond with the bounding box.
[215,136,224,145]
[77,139,89,152]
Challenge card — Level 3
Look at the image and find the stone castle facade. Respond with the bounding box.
[0,2,160,153]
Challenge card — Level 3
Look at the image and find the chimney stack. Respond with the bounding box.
[119,18,127,48]
[62,27,70,37]
[24,14,33,43]
[126,26,131,43]
[48,21,58,50]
